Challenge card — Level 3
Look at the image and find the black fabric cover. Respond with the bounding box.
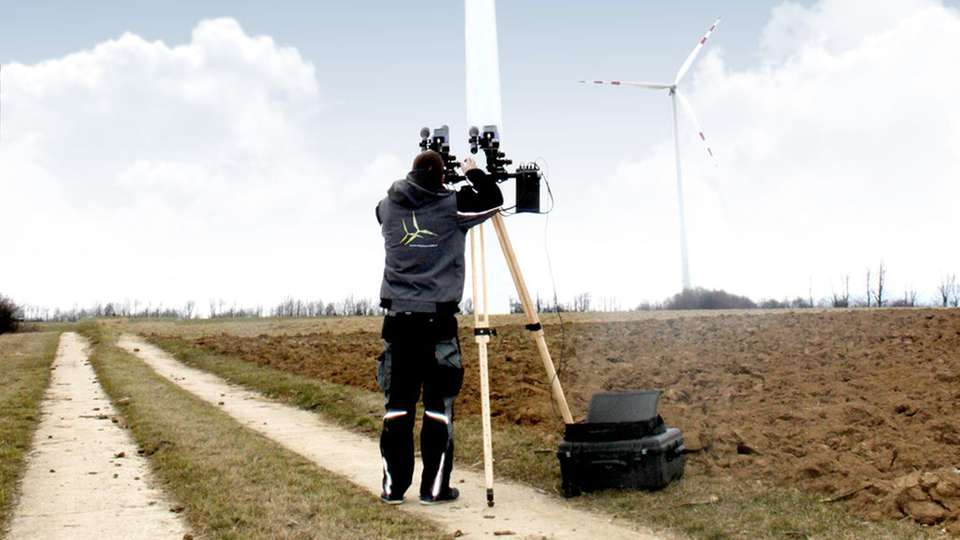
[586,390,661,423]
[563,416,665,442]
[563,390,665,442]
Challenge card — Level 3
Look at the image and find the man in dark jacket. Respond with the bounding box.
[375,150,502,505]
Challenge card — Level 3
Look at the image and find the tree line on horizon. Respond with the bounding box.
[3,266,958,327]
[11,295,385,324]
[504,264,959,313]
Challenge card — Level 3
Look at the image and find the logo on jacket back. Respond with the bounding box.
[400,211,438,247]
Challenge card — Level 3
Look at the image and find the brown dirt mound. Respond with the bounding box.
[152,308,960,529]
[563,309,960,529]
[173,324,572,428]
[884,467,960,526]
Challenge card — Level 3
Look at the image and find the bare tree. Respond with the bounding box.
[307,300,324,317]
[938,274,957,308]
[353,298,370,316]
[183,300,196,319]
[905,288,917,307]
[865,269,872,308]
[572,292,592,312]
[874,262,886,307]
[832,275,851,308]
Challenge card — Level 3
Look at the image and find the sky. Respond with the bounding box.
[2,0,959,314]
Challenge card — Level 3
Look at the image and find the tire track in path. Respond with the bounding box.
[119,334,667,540]
[7,333,187,540]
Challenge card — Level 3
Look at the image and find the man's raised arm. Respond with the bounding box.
[456,158,503,229]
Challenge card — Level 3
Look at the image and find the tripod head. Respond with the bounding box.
[417,124,543,213]
[468,125,541,214]
[419,125,464,183]
[468,125,512,175]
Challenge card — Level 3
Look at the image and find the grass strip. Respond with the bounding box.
[79,324,444,540]
[147,332,930,539]
[0,331,61,533]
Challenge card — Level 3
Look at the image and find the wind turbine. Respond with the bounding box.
[580,18,720,291]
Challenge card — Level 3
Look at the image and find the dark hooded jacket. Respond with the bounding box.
[376,169,503,313]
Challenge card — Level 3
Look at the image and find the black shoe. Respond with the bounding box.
[419,487,459,505]
[380,492,404,505]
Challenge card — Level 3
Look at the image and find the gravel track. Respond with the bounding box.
[118,333,666,540]
[7,332,187,540]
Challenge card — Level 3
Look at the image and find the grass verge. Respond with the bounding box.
[0,331,60,533]
[78,323,443,539]
[146,333,935,539]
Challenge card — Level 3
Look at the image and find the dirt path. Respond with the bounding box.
[118,334,666,540]
[6,333,188,540]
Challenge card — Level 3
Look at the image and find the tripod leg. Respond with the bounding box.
[490,214,574,424]
[470,226,496,507]
[477,336,494,506]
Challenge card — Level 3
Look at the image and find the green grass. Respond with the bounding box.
[78,323,444,540]
[16,322,78,334]
[0,331,61,533]
[145,331,936,539]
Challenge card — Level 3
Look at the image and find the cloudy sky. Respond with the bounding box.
[2,0,959,314]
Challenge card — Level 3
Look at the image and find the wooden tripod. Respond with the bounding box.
[468,214,574,508]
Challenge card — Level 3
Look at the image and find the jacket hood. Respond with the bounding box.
[387,171,453,209]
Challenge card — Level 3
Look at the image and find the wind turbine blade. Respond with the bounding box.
[578,79,673,90]
[676,92,716,160]
[674,18,721,86]
[465,0,504,130]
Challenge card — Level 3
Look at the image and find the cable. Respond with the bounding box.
[497,158,556,217]
[498,204,518,216]
[493,157,567,418]
[544,209,567,384]
[535,157,567,419]
[537,157,557,215]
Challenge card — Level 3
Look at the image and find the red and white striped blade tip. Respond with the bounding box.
[578,80,622,85]
[675,17,722,85]
[578,80,673,89]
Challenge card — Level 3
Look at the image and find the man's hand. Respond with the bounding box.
[462,157,479,173]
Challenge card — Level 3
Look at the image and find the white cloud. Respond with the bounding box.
[535,0,960,306]
[1,18,387,311]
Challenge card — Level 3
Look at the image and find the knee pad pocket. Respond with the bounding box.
[376,343,392,393]
[434,338,464,396]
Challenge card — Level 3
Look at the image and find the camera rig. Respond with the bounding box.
[419,125,543,214]
[418,126,565,509]
[419,125,462,182]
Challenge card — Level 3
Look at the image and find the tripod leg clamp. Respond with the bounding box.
[524,322,543,332]
[474,327,497,337]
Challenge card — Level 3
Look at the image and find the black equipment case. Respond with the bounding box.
[557,390,684,497]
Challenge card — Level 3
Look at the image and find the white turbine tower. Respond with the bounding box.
[581,18,720,291]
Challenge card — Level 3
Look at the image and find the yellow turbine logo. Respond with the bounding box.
[400,211,438,246]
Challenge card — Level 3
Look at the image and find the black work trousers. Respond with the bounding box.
[377,313,464,499]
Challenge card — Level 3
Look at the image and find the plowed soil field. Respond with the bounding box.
[145,309,960,529]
